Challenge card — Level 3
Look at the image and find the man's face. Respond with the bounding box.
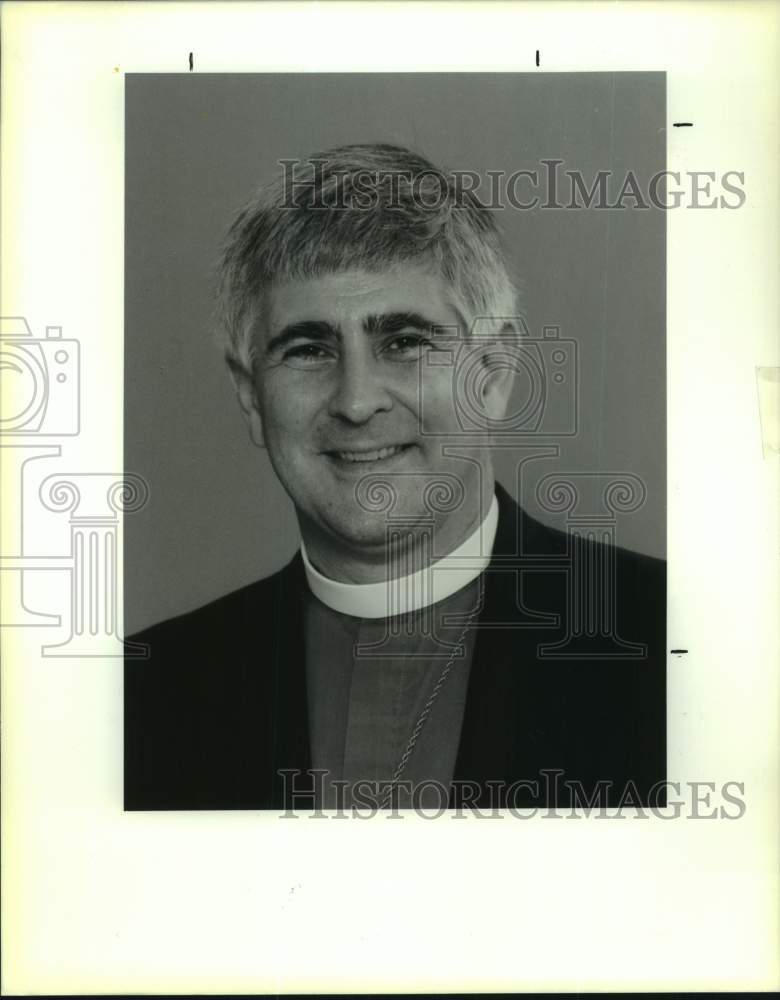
[238,262,510,571]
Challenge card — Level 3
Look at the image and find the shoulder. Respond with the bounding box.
[127,555,301,651]
[124,554,305,810]
[496,479,665,575]
[493,480,665,638]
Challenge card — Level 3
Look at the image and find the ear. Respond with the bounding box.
[226,358,265,447]
[478,324,517,421]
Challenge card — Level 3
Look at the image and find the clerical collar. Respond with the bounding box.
[300,494,499,619]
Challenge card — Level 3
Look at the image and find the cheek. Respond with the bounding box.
[260,381,316,438]
[418,373,460,431]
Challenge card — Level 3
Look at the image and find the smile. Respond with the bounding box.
[328,444,412,464]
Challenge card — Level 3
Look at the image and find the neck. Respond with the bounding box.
[300,479,496,585]
[300,489,500,619]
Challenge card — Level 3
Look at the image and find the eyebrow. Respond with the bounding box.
[364,311,437,337]
[264,311,439,356]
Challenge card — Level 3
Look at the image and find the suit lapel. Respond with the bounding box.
[268,554,313,806]
[452,485,568,805]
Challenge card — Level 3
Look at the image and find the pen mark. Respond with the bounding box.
[535,50,540,67]
[189,52,194,71]
[673,122,693,127]
[671,649,688,654]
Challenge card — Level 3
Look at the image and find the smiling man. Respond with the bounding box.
[124,144,666,813]
[232,263,506,580]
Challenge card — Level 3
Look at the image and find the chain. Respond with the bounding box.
[380,610,477,810]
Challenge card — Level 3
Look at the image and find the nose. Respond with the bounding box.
[327,349,394,424]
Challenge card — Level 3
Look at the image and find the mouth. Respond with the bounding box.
[325,443,414,466]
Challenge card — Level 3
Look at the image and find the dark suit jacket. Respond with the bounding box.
[125,483,665,810]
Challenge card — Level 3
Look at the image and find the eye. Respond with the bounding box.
[382,334,433,362]
[281,342,335,369]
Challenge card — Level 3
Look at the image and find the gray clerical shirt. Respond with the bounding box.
[304,577,480,810]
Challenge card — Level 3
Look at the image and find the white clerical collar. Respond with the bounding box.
[300,494,499,619]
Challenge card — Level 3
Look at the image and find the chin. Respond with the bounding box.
[329,514,400,551]
[325,506,431,553]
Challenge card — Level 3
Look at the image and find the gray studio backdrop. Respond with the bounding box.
[125,72,665,635]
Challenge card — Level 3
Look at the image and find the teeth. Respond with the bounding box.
[336,445,405,463]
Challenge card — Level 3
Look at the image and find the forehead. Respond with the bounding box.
[263,263,463,336]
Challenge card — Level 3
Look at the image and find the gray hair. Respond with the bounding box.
[217,143,519,372]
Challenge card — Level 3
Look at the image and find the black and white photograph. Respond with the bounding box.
[123,73,667,813]
[2,2,778,995]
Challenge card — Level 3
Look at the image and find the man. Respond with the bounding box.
[124,143,665,812]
